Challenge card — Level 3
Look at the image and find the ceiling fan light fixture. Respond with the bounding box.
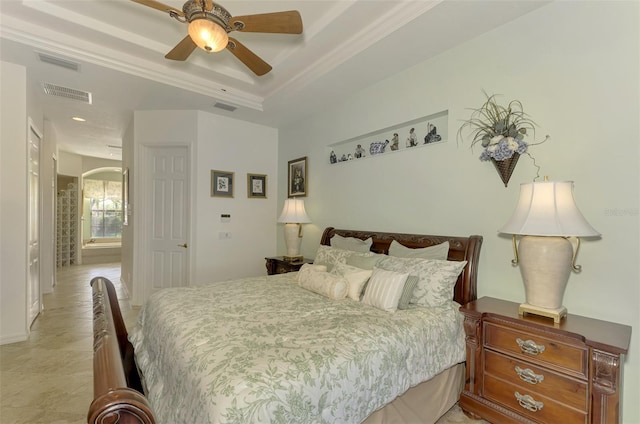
[188,18,228,52]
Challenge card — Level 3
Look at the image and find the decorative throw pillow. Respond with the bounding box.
[330,263,373,301]
[361,267,409,313]
[388,240,450,260]
[314,245,375,272]
[376,256,467,307]
[296,264,328,283]
[345,253,384,270]
[397,275,419,310]
[298,269,348,300]
[330,234,373,253]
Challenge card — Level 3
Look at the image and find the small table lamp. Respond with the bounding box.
[499,180,600,323]
[278,198,311,261]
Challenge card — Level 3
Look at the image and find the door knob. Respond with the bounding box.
[177,243,188,248]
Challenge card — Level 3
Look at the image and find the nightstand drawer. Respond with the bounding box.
[484,322,588,377]
[484,350,588,411]
[484,374,588,424]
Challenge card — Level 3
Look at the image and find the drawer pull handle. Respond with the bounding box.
[516,338,545,355]
[515,391,544,412]
[515,366,544,385]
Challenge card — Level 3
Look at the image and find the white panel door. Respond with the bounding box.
[28,122,42,326]
[145,146,190,298]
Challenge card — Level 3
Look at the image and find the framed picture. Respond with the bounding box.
[247,174,267,198]
[122,168,129,226]
[287,156,307,197]
[211,170,234,198]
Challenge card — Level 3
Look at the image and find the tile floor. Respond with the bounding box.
[0,262,486,424]
[0,263,138,424]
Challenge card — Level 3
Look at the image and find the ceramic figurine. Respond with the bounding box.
[354,144,365,158]
[330,150,337,164]
[390,133,399,150]
[406,128,417,147]
[424,123,442,144]
[369,140,389,155]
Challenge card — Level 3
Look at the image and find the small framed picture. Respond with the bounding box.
[247,174,267,198]
[211,170,234,198]
[287,156,307,197]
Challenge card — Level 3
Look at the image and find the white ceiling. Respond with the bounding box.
[0,0,549,160]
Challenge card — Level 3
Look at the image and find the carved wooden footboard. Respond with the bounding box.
[88,276,155,424]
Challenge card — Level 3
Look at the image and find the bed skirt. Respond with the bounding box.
[363,363,464,424]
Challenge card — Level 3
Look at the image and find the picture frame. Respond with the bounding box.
[247,174,267,198]
[122,168,129,226]
[287,156,307,197]
[211,170,234,198]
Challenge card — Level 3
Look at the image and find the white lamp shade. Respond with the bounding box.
[188,18,229,53]
[278,198,311,224]
[499,181,599,237]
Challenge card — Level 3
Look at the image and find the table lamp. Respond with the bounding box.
[278,198,311,261]
[499,179,600,323]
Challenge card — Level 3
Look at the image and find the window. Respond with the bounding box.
[84,178,122,238]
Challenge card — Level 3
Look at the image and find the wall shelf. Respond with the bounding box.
[327,110,448,164]
[56,182,78,268]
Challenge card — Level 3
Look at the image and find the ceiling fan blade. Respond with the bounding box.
[165,36,197,61]
[226,37,272,76]
[131,0,184,17]
[230,11,303,34]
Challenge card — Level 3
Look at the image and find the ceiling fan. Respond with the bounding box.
[132,0,303,76]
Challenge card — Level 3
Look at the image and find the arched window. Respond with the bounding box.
[83,171,122,240]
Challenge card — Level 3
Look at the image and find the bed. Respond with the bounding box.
[88,227,482,424]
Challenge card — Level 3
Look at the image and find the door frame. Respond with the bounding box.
[132,143,195,305]
[27,117,43,326]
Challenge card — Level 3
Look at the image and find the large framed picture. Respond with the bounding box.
[287,156,307,197]
[247,173,267,198]
[211,170,234,198]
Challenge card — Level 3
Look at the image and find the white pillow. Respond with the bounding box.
[361,267,409,312]
[388,240,449,260]
[330,234,373,253]
[330,263,372,301]
[298,270,348,300]
[376,256,467,307]
[314,245,375,271]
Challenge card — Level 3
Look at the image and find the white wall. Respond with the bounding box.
[128,110,278,303]
[41,120,58,294]
[0,61,29,343]
[278,2,639,422]
[193,111,278,283]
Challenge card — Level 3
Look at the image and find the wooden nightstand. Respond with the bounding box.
[459,297,631,424]
[265,256,313,275]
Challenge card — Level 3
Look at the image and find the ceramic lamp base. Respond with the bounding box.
[519,303,567,324]
[283,223,303,259]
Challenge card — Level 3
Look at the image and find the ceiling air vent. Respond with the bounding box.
[37,53,80,72]
[42,82,92,104]
[214,102,237,112]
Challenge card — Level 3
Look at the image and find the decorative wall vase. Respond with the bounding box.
[491,153,520,187]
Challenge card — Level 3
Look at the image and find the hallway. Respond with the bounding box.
[0,263,136,424]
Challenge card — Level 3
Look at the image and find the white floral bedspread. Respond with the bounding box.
[129,273,466,424]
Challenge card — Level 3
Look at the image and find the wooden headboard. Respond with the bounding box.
[320,227,483,306]
[89,227,482,424]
